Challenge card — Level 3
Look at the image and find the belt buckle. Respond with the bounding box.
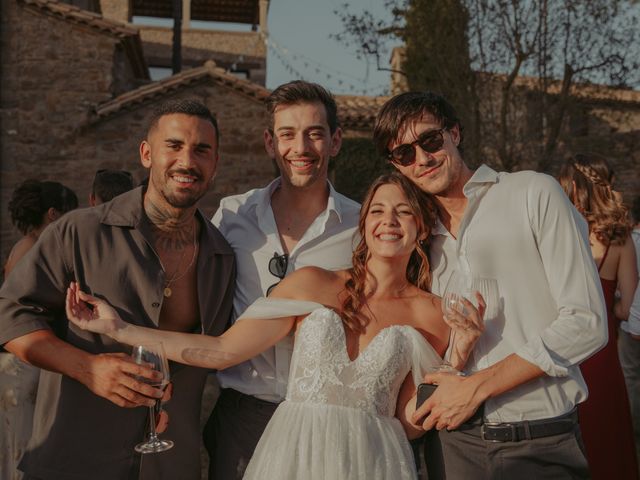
[481,422,517,442]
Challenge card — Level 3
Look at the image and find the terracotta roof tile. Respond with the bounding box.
[95,62,387,129]
[19,0,139,38]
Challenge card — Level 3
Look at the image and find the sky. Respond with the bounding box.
[265,0,397,96]
[136,0,399,96]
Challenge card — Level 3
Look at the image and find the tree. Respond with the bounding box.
[334,0,640,172]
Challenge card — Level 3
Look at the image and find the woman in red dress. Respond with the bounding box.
[559,153,639,479]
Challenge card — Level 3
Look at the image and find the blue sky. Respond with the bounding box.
[265,0,397,96]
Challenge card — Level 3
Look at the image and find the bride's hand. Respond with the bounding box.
[444,292,485,369]
[66,281,125,336]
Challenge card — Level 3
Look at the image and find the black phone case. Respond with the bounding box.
[416,383,438,409]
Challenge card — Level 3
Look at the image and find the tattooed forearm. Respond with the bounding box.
[181,348,236,369]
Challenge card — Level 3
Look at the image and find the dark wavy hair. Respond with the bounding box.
[558,153,632,245]
[373,91,463,157]
[8,180,78,235]
[341,172,437,333]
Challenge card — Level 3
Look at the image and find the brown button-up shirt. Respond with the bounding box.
[0,187,236,480]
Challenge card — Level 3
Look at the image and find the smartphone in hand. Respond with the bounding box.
[416,383,438,409]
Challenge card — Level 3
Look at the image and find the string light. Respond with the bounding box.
[265,35,390,96]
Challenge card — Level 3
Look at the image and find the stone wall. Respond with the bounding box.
[139,26,266,84]
[98,0,129,23]
[0,1,143,261]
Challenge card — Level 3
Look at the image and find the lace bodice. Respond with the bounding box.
[286,308,440,417]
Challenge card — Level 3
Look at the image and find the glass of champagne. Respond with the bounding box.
[439,270,499,370]
[131,342,174,454]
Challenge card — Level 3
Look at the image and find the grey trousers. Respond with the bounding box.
[203,389,278,480]
[619,328,640,468]
[434,422,589,479]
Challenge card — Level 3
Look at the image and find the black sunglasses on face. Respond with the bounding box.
[388,128,447,167]
[266,252,289,296]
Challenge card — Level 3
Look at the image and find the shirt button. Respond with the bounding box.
[152,302,160,308]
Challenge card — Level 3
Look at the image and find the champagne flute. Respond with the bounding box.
[440,271,499,369]
[131,342,174,454]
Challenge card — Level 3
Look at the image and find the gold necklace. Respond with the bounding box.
[163,227,198,298]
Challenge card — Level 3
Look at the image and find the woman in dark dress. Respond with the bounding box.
[559,153,639,479]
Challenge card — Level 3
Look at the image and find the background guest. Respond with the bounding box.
[89,169,135,206]
[1,179,77,480]
[559,153,639,479]
[620,194,640,470]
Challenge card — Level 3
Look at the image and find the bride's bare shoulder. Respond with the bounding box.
[270,266,348,302]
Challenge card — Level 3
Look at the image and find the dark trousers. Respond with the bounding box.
[428,413,589,480]
[204,389,278,480]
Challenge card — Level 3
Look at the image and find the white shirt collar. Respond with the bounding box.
[432,164,499,237]
[253,177,345,225]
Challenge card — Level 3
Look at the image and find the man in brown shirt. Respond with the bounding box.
[0,99,235,480]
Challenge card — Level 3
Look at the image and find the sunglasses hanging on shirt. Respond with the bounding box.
[266,252,289,296]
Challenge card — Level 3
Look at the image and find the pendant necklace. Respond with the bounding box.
[163,227,198,298]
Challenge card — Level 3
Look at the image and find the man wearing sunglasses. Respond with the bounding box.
[373,91,606,479]
[206,81,360,479]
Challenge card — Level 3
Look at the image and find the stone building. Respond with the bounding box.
[0,0,383,266]
[99,0,270,84]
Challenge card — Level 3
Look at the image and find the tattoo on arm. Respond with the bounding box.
[181,348,236,369]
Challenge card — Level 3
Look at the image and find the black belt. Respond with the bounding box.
[459,408,578,443]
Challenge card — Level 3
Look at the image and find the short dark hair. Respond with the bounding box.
[92,169,135,203]
[631,195,640,224]
[373,91,463,157]
[265,81,339,133]
[147,99,219,144]
[9,180,78,234]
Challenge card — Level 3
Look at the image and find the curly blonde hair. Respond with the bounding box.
[341,172,438,333]
[558,153,632,245]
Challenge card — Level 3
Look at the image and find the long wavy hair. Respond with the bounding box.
[558,153,632,245]
[341,172,437,333]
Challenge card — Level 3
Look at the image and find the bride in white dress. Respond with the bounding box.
[65,173,484,479]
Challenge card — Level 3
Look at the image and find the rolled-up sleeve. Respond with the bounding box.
[515,175,607,376]
[0,221,71,346]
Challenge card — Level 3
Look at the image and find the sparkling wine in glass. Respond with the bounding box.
[131,342,174,454]
[439,271,499,371]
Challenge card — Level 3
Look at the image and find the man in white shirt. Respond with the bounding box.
[205,81,360,479]
[373,91,607,479]
[620,195,640,464]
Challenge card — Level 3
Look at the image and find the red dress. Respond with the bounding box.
[579,247,639,479]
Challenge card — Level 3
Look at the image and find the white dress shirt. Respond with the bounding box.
[212,178,360,402]
[621,228,640,335]
[429,165,607,422]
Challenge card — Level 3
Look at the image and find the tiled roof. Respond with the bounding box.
[336,95,389,130]
[19,0,148,79]
[94,61,269,118]
[95,61,387,130]
[19,0,139,38]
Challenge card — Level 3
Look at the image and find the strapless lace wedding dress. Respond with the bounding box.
[240,299,442,480]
